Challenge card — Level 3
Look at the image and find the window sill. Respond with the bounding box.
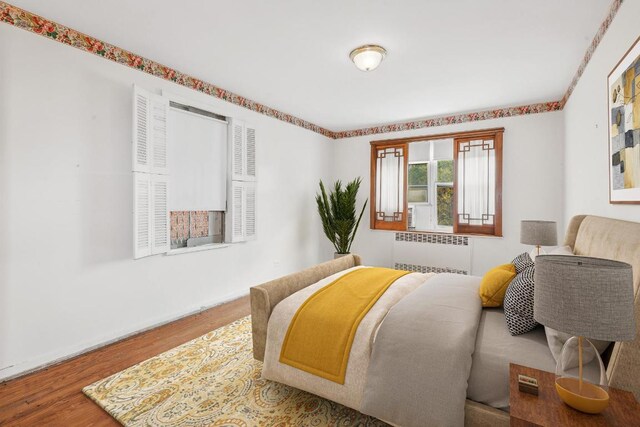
[374,228,504,239]
[166,243,230,256]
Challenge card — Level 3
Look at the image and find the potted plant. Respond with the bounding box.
[316,178,368,259]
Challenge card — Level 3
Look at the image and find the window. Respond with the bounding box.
[370,144,407,230]
[408,163,429,203]
[167,100,227,250]
[436,159,454,228]
[404,139,454,232]
[132,86,257,259]
[370,128,503,236]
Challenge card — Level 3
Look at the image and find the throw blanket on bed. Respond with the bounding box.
[279,267,410,384]
[361,273,483,427]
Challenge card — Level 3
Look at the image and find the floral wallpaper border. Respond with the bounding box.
[0,1,334,138]
[332,101,562,139]
[0,0,623,140]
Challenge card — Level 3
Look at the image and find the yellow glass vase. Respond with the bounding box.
[555,336,609,414]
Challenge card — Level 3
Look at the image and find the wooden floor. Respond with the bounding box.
[0,296,250,426]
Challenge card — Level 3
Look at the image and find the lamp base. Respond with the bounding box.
[555,377,610,414]
[530,246,546,259]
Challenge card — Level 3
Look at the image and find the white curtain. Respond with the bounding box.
[377,147,404,220]
[458,140,495,225]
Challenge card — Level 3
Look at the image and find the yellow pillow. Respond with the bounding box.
[478,264,517,307]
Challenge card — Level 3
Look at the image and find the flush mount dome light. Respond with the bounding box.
[349,45,387,71]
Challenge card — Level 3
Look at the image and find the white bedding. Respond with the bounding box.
[262,266,431,411]
[262,270,561,418]
[467,307,556,409]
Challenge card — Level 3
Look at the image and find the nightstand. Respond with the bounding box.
[509,363,640,426]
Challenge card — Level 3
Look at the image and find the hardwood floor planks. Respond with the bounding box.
[0,296,251,426]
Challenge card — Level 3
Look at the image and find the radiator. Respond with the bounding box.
[393,232,472,275]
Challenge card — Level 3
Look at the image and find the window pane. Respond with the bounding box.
[408,187,428,203]
[408,163,429,186]
[457,139,496,226]
[376,146,405,221]
[437,186,453,226]
[437,160,454,182]
[170,210,224,249]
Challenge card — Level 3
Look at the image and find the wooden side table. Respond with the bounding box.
[509,364,640,426]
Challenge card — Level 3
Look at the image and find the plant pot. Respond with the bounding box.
[334,252,350,259]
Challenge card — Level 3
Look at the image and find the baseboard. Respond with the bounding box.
[0,289,249,382]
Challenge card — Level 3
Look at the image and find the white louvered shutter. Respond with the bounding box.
[133,173,152,258]
[245,125,256,181]
[133,86,169,174]
[150,96,169,174]
[132,86,170,258]
[151,174,170,254]
[225,181,257,243]
[229,119,244,180]
[227,181,245,242]
[228,119,256,181]
[133,87,151,172]
[244,182,256,240]
[226,119,256,243]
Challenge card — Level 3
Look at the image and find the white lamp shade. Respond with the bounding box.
[350,45,386,71]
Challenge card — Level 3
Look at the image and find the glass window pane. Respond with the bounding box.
[457,139,496,226]
[408,163,429,186]
[432,139,453,160]
[437,160,454,182]
[376,146,405,221]
[437,186,453,226]
[408,187,428,203]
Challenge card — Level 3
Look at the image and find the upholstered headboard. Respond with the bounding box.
[564,215,640,399]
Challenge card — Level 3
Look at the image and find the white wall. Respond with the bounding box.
[333,112,565,275]
[564,0,640,224]
[0,25,334,379]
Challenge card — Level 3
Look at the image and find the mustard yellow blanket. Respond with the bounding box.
[279,267,410,384]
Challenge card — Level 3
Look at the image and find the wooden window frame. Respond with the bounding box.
[370,142,409,231]
[370,127,503,236]
[453,130,503,236]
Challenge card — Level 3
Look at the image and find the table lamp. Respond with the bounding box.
[534,255,635,414]
[520,220,557,258]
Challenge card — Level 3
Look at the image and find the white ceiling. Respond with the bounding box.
[10,0,612,132]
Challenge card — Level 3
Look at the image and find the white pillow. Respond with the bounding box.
[549,245,574,255]
[545,327,611,367]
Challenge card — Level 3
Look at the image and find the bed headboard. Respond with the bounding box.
[564,215,640,399]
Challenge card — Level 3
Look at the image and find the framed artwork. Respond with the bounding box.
[608,36,640,204]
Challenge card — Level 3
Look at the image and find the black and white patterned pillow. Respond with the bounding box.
[504,265,538,336]
[511,252,534,274]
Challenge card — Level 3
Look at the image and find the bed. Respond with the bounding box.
[250,215,640,426]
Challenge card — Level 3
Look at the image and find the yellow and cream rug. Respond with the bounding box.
[83,316,387,426]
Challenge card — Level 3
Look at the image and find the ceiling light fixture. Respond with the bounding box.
[349,45,387,72]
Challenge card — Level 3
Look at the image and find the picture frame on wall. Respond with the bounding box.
[608,36,640,204]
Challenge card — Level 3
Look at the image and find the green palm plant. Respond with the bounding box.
[316,178,368,255]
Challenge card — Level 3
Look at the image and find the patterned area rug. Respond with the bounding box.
[83,316,387,426]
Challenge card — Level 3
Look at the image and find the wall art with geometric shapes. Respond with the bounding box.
[609,36,640,204]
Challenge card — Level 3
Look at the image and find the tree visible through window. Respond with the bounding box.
[436,160,454,227]
[408,163,429,203]
[437,186,453,226]
[437,160,453,182]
